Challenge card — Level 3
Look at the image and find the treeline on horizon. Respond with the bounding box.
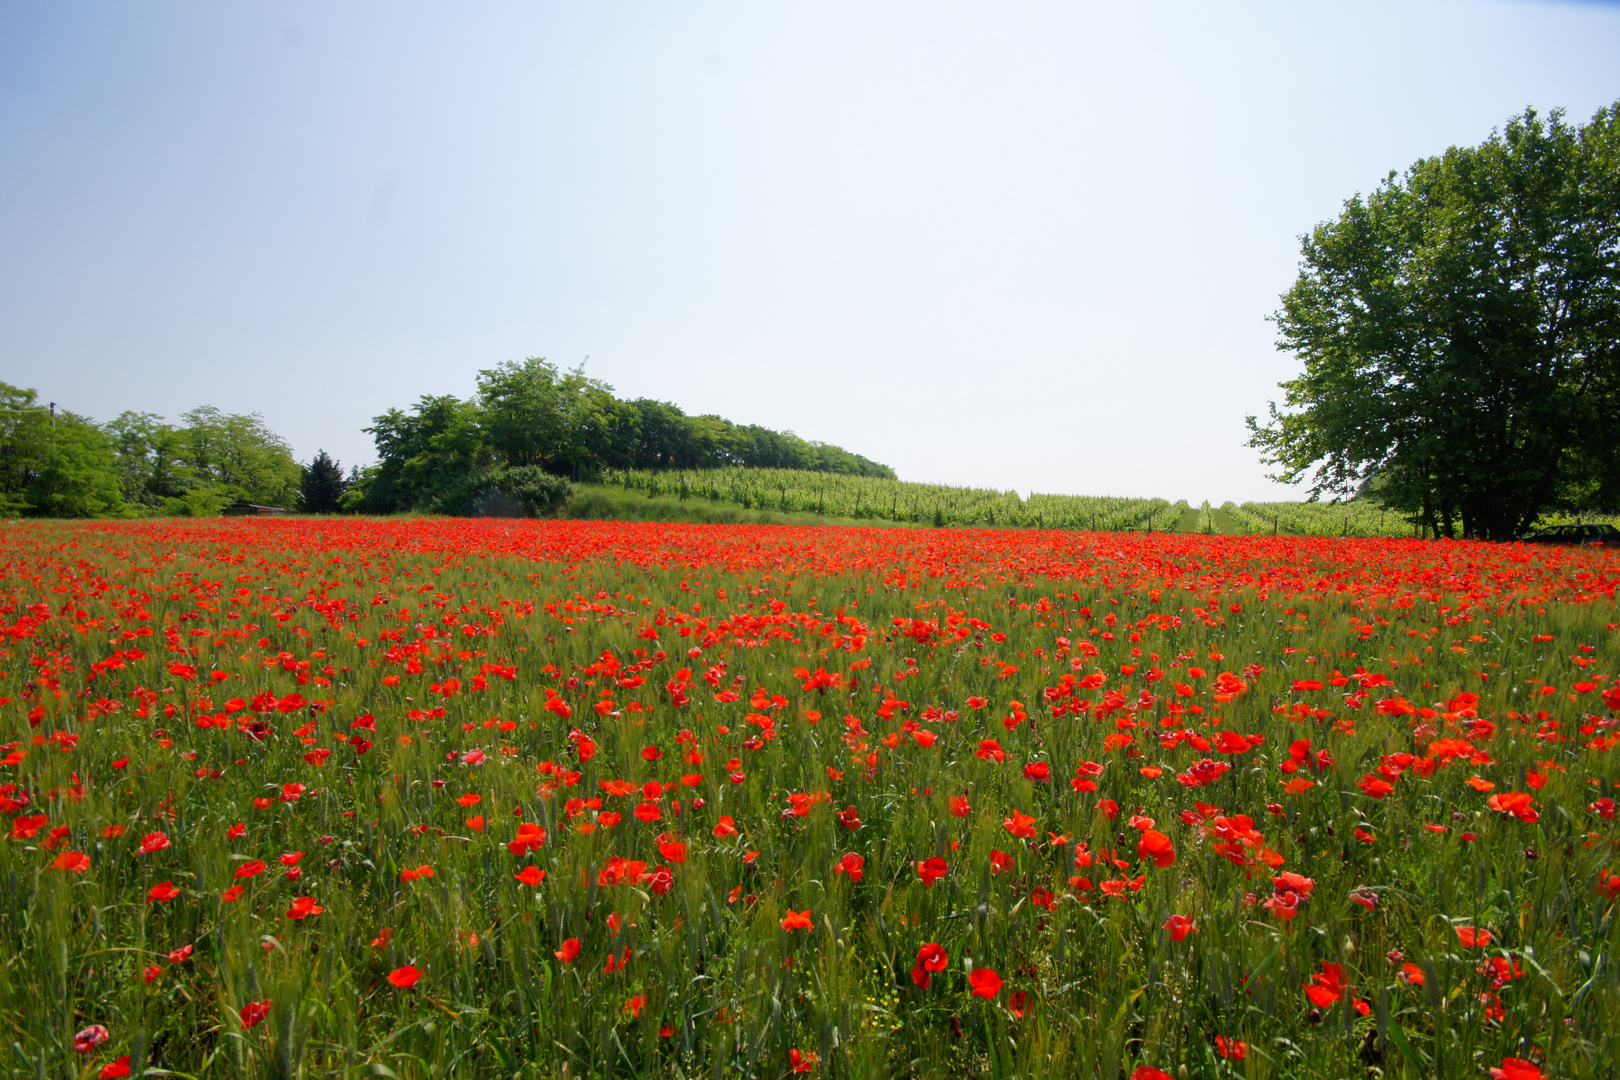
[0,360,895,518]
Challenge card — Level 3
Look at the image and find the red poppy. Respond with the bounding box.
[136,832,170,856]
[240,1000,272,1030]
[916,856,948,887]
[508,822,547,855]
[1163,914,1196,941]
[1130,1069,1173,1080]
[989,849,1015,874]
[1002,810,1037,839]
[1007,990,1030,1018]
[1489,1058,1543,1080]
[712,815,738,838]
[789,1048,819,1072]
[911,942,948,986]
[387,965,422,988]
[949,795,971,817]
[1304,962,1346,1007]
[234,860,266,879]
[147,881,180,904]
[1136,830,1175,868]
[1215,1036,1247,1061]
[400,864,434,882]
[1487,792,1539,822]
[143,964,161,984]
[780,908,813,931]
[98,1057,131,1079]
[836,806,862,831]
[73,1026,109,1054]
[1021,762,1051,783]
[51,851,91,873]
[167,944,194,964]
[285,896,323,920]
[555,937,581,963]
[514,866,546,886]
[968,967,1003,998]
[833,852,865,882]
[1456,926,1492,948]
[1398,962,1426,985]
[624,993,647,1017]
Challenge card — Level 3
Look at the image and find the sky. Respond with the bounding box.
[2,2,1618,504]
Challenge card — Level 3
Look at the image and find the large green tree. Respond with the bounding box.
[0,384,126,517]
[1248,102,1620,540]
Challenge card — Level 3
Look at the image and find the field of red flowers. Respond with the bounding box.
[2,518,1617,1079]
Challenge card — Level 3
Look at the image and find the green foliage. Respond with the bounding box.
[603,467,1182,530]
[0,382,126,517]
[299,450,350,514]
[173,406,302,508]
[1250,101,1620,540]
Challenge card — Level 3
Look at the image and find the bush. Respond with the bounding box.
[424,466,572,518]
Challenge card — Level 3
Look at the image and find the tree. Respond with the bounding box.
[299,450,349,513]
[174,406,302,509]
[103,411,191,509]
[0,384,126,517]
[1248,102,1620,540]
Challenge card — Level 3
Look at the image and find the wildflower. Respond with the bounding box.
[400,864,434,882]
[989,849,1015,874]
[1398,962,1425,985]
[52,851,91,873]
[1456,926,1492,948]
[836,806,862,831]
[234,860,266,879]
[514,865,546,886]
[73,1026,110,1053]
[1003,810,1037,839]
[624,993,647,1017]
[789,1049,819,1072]
[167,944,193,964]
[833,852,865,882]
[780,909,813,931]
[967,967,1003,998]
[911,943,948,987]
[1304,962,1346,1006]
[147,881,180,904]
[240,1000,272,1030]
[949,795,971,817]
[555,938,581,963]
[387,966,422,988]
[285,896,323,920]
[98,1058,132,1079]
[1489,1058,1542,1080]
[136,832,170,856]
[916,856,948,886]
[1215,1036,1247,1061]
[1163,914,1196,942]
[1137,830,1175,868]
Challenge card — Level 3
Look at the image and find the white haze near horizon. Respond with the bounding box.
[2,1,1618,506]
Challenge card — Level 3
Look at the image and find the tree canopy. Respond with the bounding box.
[354,358,896,514]
[1248,102,1620,540]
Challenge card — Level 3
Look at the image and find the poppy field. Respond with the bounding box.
[3,518,1619,1080]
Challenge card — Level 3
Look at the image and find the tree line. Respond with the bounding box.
[0,359,895,517]
[348,357,895,515]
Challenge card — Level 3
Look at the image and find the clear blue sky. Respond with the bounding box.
[3,1,1617,502]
